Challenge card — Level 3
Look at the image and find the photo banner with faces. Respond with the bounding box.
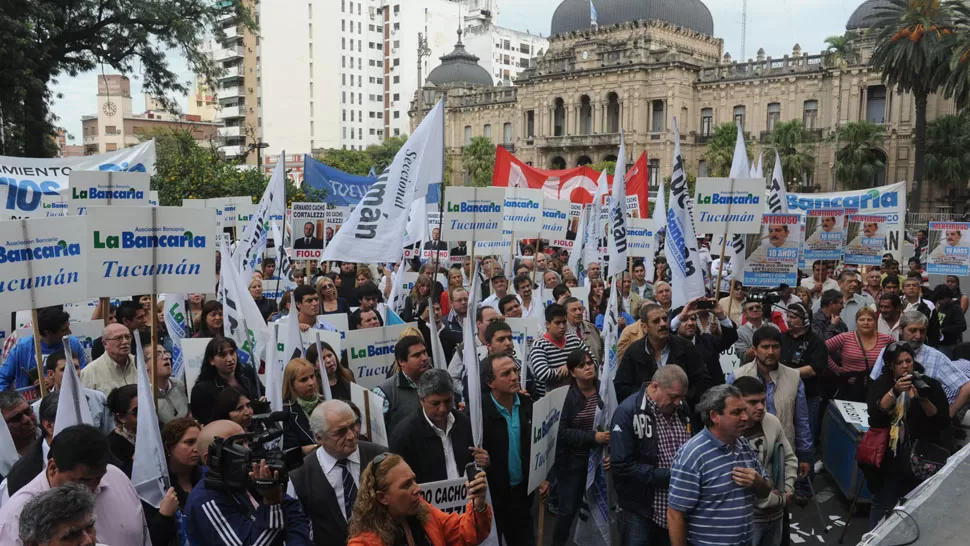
[803,208,845,261]
[441,187,504,242]
[844,214,887,266]
[324,207,349,251]
[69,171,150,215]
[290,202,328,260]
[742,214,801,287]
[927,221,970,276]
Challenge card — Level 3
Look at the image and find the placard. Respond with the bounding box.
[419,478,469,513]
[927,222,970,276]
[626,218,656,258]
[742,213,801,287]
[350,382,388,447]
[832,399,870,431]
[148,191,159,207]
[69,171,150,215]
[324,207,348,248]
[317,314,349,336]
[344,322,417,389]
[290,202,327,260]
[262,279,285,302]
[844,214,887,266]
[803,208,844,261]
[0,216,87,310]
[181,337,212,395]
[528,386,568,493]
[442,187,504,242]
[693,178,765,234]
[235,203,256,235]
[503,188,543,236]
[85,206,217,297]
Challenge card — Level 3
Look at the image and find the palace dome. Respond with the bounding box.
[551,0,715,36]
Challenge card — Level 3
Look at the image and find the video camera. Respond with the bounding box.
[205,411,291,491]
[744,289,783,315]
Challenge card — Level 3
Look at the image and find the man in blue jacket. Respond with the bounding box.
[186,420,312,546]
[0,306,87,391]
[611,364,692,546]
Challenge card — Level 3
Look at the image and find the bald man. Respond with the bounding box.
[186,420,313,545]
[80,323,137,397]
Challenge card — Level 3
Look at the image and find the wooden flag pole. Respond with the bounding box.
[150,295,159,409]
[30,309,46,397]
[97,297,111,326]
[713,177,738,297]
[536,496,547,546]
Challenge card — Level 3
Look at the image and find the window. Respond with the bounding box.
[393,58,400,66]
[520,43,530,54]
[803,100,818,131]
[104,126,117,135]
[106,143,117,152]
[393,93,400,101]
[351,110,355,121]
[866,85,887,124]
[393,111,400,119]
[393,5,399,15]
[766,102,781,132]
[484,124,492,139]
[734,105,746,129]
[464,126,472,145]
[393,76,400,84]
[580,96,592,135]
[526,110,535,138]
[394,128,401,136]
[554,98,566,136]
[648,160,660,188]
[701,108,713,136]
[343,110,347,121]
[503,123,513,145]
[342,91,346,103]
[393,40,400,49]
[607,93,620,133]
[651,100,664,132]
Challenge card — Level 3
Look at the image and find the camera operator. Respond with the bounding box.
[185,420,312,545]
[670,297,738,386]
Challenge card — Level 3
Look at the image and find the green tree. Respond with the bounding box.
[942,3,970,106]
[925,113,970,189]
[314,148,373,176]
[834,121,887,189]
[702,123,752,177]
[1,0,252,158]
[824,34,859,67]
[365,136,408,173]
[589,160,616,175]
[763,120,817,189]
[869,0,955,203]
[461,136,496,187]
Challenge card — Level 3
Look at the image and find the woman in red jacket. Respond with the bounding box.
[348,454,493,546]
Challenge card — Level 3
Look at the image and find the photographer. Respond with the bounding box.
[185,420,312,545]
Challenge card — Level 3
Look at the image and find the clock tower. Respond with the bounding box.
[95,75,133,153]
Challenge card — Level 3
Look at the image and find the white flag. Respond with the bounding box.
[268,293,305,412]
[568,205,586,278]
[583,171,608,282]
[607,132,628,279]
[729,124,751,278]
[664,118,705,308]
[132,331,170,508]
[402,200,429,250]
[314,334,334,401]
[270,220,296,292]
[463,262,484,446]
[236,156,286,276]
[647,177,667,284]
[386,254,409,317]
[54,338,94,436]
[220,239,272,368]
[0,415,19,476]
[755,152,764,178]
[427,296,449,370]
[161,295,188,380]
[767,151,788,214]
[323,101,444,263]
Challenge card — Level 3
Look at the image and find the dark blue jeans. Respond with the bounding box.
[551,463,585,546]
[618,509,671,546]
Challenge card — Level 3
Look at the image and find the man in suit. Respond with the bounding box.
[424,227,448,251]
[293,222,323,250]
[287,400,386,546]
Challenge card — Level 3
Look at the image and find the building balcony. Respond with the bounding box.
[803,128,824,141]
[695,134,711,144]
[218,126,242,138]
[534,133,621,149]
[221,25,241,39]
[219,144,246,158]
[500,143,515,153]
[217,86,245,101]
[215,46,244,61]
[217,105,243,119]
[218,65,245,81]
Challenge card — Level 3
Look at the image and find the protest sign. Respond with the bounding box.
[181,338,211,394]
[290,202,327,260]
[693,178,765,234]
[419,478,469,513]
[803,209,844,262]
[832,400,870,431]
[473,239,513,255]
[344,322,417,389]
[85,206,217,297]
[316,314,349,335]
[927,222,970,276]
[70,320,105,363]
[0,216,87,310]
[262,279,284,302]
[442,187,504,242]
[324,207,348,249]
[148,191,159,207]
[540,199,571,241]
[528,386,568,493]
[844,214,887,266]
[301,328,341,354]
[235,203,256,237]
[503,188,543,236]
[626,218,656,258]
[350,382,388,447]
[742,214,801,287]
[69,171,150,215]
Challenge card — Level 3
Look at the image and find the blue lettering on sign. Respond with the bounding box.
[767,248,798,259]
[0,240,81,264]
[945,246,970,256]
[98,162,147,173]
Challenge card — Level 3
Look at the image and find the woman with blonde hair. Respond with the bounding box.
[282,358,322,456]
[401,274,432,322]
[316,275,351,316]
[347,453,492,546]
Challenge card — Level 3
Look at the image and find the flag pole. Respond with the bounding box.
[150,207,159,409]
[30,310,46,398]
[98,297,111,326]
[713,177,737,298]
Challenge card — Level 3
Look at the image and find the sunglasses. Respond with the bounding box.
[887,341,915,353]
[370,452,390,488]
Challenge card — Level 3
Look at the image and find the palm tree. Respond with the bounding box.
[461,136,496,187]
[941,3,970,106]
[824,33,859,164]
[925,114,970,192]
[763,120,816,190]
[702,123,751,177]
[834,121,887,189]
[869,0,955,205]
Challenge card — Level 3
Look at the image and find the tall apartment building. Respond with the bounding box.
[213,0,261,164]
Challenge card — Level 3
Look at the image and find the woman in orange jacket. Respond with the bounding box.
[348,453,493,546]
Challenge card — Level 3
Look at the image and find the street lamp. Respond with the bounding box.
[249,141,270,170]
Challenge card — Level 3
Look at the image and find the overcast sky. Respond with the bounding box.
[52,0,863,146]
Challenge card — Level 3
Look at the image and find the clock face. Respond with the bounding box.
[102,101,117,117]
[582,50,589,60]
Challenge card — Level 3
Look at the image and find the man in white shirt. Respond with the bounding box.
[513,273,544,320]
[877,293,903,340]
[481,272,515,310]
[800,261,838,297]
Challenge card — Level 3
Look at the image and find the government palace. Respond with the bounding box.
[410,0,962,214]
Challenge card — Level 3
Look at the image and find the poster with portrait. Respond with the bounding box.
[927,221,970,276]
[324,207,349,249]
[742,214,801,287]
[290,202,327,260]
[844,214,887,266]
[803,208,844,261]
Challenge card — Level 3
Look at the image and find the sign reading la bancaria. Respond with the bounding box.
[0,216,87,310]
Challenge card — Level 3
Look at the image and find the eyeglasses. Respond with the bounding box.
[106,334,132,342]
[370,452,390,488]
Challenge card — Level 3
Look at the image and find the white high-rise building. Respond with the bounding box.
[260,0,547,159]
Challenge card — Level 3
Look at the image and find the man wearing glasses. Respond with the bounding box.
[733,298,779,364]
[0,390,38,458]
[80,324,136,398]
[287,400,386,546]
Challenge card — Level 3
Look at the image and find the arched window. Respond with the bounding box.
[580,96,592,135]
[607,93,620,133]
[550,156,567,169]
[554,98,566,137]
[577,155,592,166]
[766,102,781,132]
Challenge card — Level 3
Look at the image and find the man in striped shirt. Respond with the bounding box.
[530,303,593,398]
[668,385,771,546]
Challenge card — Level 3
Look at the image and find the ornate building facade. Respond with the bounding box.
[411,0,962,213]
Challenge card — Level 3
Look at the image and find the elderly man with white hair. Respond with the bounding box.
[80,323,137,397]
[286,400,387,546]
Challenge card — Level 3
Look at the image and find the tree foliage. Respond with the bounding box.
[834,121,887,189]
[925,113,970,190]
[589,160,616,175]
[702,123,752,177]
[824,34,859,67]
[461,136,496,187]
[762,120,817,190]
[314,136,409,176]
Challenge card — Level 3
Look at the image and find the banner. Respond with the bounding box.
[844,214,887,266]
[540,199,572,246]
[85,206,217,297]
[693,178,765,234]
[442,187,505,242]
[627,218,656,258]
[606,132,629,278]
[324,207,348,249]
[344,322,418,389]
[303,155,379,206]
[219,239,271,368]
[236,158,286,276]
[161,295,189,379]
[0,140,155,218]
[181,338,210,395]
[69,171,150,215]
[492,146,650,218]
[528,386,568,493]
[927,222,970,275]
[803,209,845,261]
[502,188,543,236]
[350,382,389,447]
[743,214,801,287]
[665,120,705,307]
[0,216,87,309]
[419,478,470,513]
[290,202,327,260]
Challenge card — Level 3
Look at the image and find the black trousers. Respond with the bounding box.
[493,483,535,546]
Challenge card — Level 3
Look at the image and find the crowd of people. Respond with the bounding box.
[0,232,967,546]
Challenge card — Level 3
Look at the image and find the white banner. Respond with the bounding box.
[743,214,802,287]
[607,132,629,278]
[540,199,572,244]
[290,202,327,260]
[0,216,87,309]
[528,386,568,493]
[665,120,705,308]
[69,171,150,215]
[350,382,389,447]
[85,206,217,297]
[0,140,155,218]
[324,207,348,250]
[344,322,417,389]
[442,187,505,242]
[693,178,765,234]
[503,188,543,236]
[237,160,286,276]
[626,218,656,259]
[926,221,970,276]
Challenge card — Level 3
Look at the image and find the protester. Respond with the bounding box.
[140,340,188,424]
[877,293,903,340]
[595,288,635,331]
[445,287,469,332]
[306,341,355,401]
[4,393,56,499]
[447,305,502,398]
[282,358,323,457]
[780,302,829,465]
[812,289,847,341]
[401,275,433,323]
[945,275,970,313]
[251,275,279,321]
[564,296,604,365]
[17,482,98,546]
[499,293,523,318]
[0,306,87,391]
[155,417,203,544]
[78,324,136,397]
[671,298,738,385]
[351,285,386,329]
[927,285,966,357]
[734,297,781,363]
[863,269,883,302]
[35,349,112,434]
[531,303,593,398]
[513,273,542,320]
[317,275,352,317]
[801,261,838,297]
[588,278,605,314]
[193,300,224,338]
[901,277,934,317]
[287,400,387,545]
[481,272,514,310]
[373,336,430,432]
[825,308,892,402]
[105,384,138,476]
[718,281,746,325]
[210,386,254,431]
[189,337,264,424]
[881,275,901,297]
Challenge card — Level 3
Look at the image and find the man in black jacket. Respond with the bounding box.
[615,303,711,406]
[611,365,692,545]
[670,298,738,385]
[929,284,967,357]
[481,352,547,546]
[389,369,489,483]
[373,336,430,433]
